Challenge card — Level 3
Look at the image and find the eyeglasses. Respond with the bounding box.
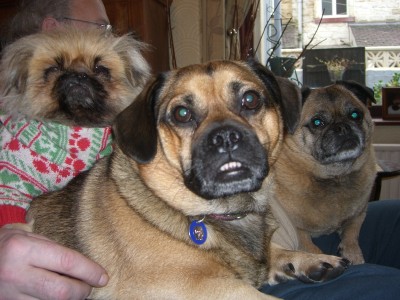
[62,17,112,32]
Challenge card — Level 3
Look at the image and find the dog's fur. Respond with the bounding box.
[28,61,348,299]
[0,28,150,222]
[0,27,150,127]
[271,81,377,264]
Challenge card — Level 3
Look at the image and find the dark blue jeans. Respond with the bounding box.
[261,200,400,299]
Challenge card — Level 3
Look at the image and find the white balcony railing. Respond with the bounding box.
[281,46,400,70]
[365,47,400,69]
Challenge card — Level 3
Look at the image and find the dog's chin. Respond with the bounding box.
[184,160,268,200]
[314,137,364,165]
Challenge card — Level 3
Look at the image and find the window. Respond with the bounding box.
[322,0,347,16]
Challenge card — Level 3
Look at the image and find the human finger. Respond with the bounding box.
[28,238,109,288]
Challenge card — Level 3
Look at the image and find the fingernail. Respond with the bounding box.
[98,273,109,286]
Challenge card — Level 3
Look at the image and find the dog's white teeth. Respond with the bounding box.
[220,161,242,172]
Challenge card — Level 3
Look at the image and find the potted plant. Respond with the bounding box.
[374,72,400,103]
[371,72,400,119]
[269,56,297,78]
[380,73,400,120]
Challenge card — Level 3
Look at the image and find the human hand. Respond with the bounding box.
[0,227,108,300]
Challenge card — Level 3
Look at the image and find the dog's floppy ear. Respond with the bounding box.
[114,33,151,88]
[0,40,33,97]
[246,59,301,134]
[336,80,376,106]
[301,86,312,105]
[113,74,165,164]
[275,76,302,134]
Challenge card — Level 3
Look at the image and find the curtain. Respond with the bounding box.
[202,0,255,62]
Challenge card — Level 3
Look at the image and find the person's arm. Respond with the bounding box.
[0,205,27,227]
[0,227,108,299]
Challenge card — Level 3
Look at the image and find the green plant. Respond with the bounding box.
[387,72,400,87]
[373,80,385,104]
[373,72,400,104]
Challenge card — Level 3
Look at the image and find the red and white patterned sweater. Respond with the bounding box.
[0,113,113,227]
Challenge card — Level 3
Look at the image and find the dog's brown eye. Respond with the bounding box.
[242,91,260,110]
[173,106,192,123]
[44,66,60,79]
[94,64,110,78]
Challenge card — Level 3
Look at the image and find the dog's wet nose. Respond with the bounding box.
[332,123,351,135]
[210,127,242,153]
[73,72,88,82]
[77,72,88,80]
[63,72,89,86]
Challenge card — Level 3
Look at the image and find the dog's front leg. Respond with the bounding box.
[297,228,324,254]
[267,243,349,285]
[339,211,366,265]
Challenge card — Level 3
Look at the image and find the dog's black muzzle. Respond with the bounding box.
[53,72,110,126]
[316,121,365,164]
[185,120,268,199]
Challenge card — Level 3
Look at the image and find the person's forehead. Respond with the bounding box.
[69,0,109,23]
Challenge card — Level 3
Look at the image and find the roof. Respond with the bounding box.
[350,23,400,47]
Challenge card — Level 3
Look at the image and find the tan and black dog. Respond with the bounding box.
[27,60,348,299]
[272,81,377,265]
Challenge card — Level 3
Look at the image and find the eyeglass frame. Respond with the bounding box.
[62,17,112,32]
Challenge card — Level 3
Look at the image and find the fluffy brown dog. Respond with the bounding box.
[0,28,150,226]
[0,27,150,127]
[271,81,377,265]
[28,60,348,299]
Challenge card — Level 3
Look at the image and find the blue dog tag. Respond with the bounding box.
[189,219,207,245]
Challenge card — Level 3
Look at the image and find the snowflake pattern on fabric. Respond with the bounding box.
[0,113,113,210]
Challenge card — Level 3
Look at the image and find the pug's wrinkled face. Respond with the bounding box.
[0,27,150,127]
[298,84,374,165]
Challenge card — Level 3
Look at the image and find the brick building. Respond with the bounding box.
[279,0,400,48]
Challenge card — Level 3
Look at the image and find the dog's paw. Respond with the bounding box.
[290,255,350,283]
[268,247,350,285]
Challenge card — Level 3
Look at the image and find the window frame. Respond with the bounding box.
[321,0,348,18]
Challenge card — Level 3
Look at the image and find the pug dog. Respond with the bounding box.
[27,60,348,299]
[0,28,150,226]
[271,81,377,264]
